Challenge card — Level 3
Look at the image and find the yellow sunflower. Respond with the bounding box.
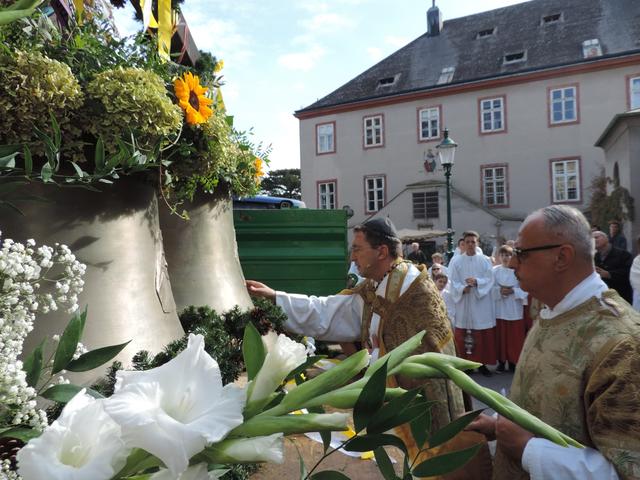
[173,72,213,125]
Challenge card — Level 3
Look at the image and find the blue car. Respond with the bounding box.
[232,195,306,210]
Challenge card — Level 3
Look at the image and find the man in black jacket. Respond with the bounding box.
[593,230,633,303]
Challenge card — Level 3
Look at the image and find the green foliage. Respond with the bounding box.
[0,50,83,157]
[81,67,182,159]
[588,168,635,228]
[260,168,302,199]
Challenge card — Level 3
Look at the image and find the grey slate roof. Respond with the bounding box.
[297,0,640,114]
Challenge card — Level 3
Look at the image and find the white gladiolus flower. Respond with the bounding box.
[16,390,129,480]
[104,334,246,476]
[150,463,223,480]
[247,332,307,407]
[212,433,284,464]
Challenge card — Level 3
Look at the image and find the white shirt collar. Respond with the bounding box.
[539,272,608,320]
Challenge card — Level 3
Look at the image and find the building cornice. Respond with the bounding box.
[295,51,640,120]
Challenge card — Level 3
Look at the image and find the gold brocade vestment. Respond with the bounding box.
[346,261,492,479]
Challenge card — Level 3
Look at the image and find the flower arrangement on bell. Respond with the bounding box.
[0,5,267,215]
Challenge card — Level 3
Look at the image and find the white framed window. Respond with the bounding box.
[479,96,505,133]
[418,107,440,141]
[412,191,439,219]
[629,76,640,110]
[365,175,385,213]
[316,122,335,154]
[363,115,384,148]
[551,159,580,203]
[317,181,336,209]
[549,86,577,124]
[481,165,508,207]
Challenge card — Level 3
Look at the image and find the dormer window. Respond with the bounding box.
[503,51,526,65]
[477,28,495,39]
[582,39,602,58]
[436,66,455,85]
[378,75,398,88]
[542,13,562,24]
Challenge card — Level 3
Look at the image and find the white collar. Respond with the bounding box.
[539,272,608,320]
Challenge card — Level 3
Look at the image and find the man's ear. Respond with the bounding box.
[554,244,575,271]
[378,244,389,259]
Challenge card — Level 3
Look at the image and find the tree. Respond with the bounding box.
[260,168,301,199]
[588,167,635,229]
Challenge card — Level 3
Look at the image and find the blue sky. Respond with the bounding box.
[113,0,526,171]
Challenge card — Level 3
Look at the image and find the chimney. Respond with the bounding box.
[427,0,443,36]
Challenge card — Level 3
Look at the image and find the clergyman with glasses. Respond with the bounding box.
[467,205,640,480]
[246,216,492,478]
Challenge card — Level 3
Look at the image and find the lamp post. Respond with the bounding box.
[436,129,458,261]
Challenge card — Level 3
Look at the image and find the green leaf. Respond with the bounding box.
[113,448,163,478]
[353,360,388,432]
[52,307,88,374]
[40,384,104,403]
[366,388,421,434]
[49,113,61,149]
[429,409,484,449]
[23,338,46,388]
[412,443,482,477]
[310,472,351,480]
[402,456,412,480]
[94,137,105,171]
[0,152,17,168]
[344,433,407,456]
[242,322,265,381]
[0,144,22,157]
[40,162,53,182]
[409,397,431,449]
[0,427,40,442]
[23,145,32,175]
[285,355,326,381]
[0,6,37,25]
[66,340,130,372]
[70,161,84,178]
[374,447,397,480]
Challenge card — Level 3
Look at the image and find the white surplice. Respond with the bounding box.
[448,253,495,330]
[492,265,528,320]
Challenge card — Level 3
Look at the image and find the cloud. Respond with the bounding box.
[301,12,354,33]
[384,35,410,49]
[277,46,326,72]
[183,15,254,65]
[366,47,384,62]
[266,112,301,171]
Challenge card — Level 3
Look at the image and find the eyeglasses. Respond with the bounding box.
[512,244,564,261]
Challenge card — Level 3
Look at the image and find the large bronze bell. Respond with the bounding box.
[1,180,185,384]
[159,188,254,313]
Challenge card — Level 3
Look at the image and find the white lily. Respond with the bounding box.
[246,331,307,410]
[17,390,129,480]
[205,433,284,464]
[103,334,246,476]
[150,463,223,480]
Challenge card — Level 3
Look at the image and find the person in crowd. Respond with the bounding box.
[448,231,496,377]
[246,217,491,477]
[428,252,449,276]
[492,245,527,373]
[406,241,428,265]
[608,219,628,251]
[452,237,466,257]
[631,235,640,311]
[434,272,455,328]
[467,205,640,480]
[593,230,633,303]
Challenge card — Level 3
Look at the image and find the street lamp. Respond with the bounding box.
[436,128,458,261]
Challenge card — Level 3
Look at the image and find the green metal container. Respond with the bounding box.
[233,209,349,296]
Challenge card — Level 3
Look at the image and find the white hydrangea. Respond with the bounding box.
[0,231,86,437]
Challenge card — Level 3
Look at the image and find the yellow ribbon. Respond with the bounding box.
[157,0,172,60]
[72,0,83,23]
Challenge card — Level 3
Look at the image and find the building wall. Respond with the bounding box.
[300,62,640,247]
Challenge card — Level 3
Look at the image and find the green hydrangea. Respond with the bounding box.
[82,67,182,157]
[0,50,83,155]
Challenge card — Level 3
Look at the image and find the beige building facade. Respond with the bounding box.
[295,0,640,251]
